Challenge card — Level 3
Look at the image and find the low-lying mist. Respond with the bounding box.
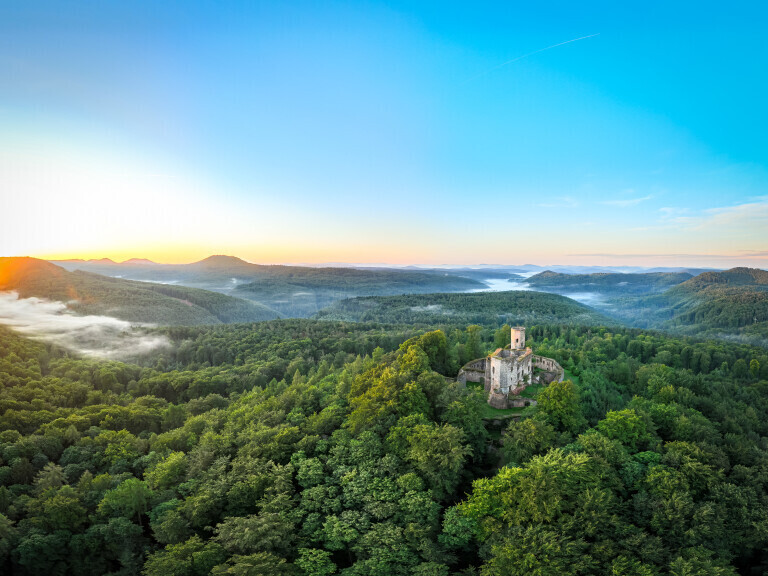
[0,291,170,359]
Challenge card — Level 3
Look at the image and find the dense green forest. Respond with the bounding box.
[607,268,768,344]
[524,268,768,345]
[231,270,482,318]
[0,258,278,325]
[525,271,692,295]
[314,290,611,327]
[2,312,768,574]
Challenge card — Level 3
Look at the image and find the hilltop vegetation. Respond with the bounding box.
[231,267,483,318]
[604,268,768,344]
[525,270,692,295]
[0,258,277,325]
[525,267,768,345]
[315,290,612,327]
[1,317,768,574]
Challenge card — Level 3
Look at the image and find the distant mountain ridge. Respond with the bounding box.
[0,257,278,325]
[676,267,768,289]
[50,255,486,317]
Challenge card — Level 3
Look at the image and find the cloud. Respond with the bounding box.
[697,198,768,229]
[569,252,721,259]
[656,198,768,231]
[569,251,768,261]
[600,195,653,207]
[0,292,170,359]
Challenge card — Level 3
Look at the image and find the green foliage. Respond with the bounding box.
[536,379,587,435]
[2,316,768,574]
[296,548,336,576]
[526,270,692,294]
[315,290,611,327]
[597,409,652,452]
[502,418,556,464]
[233,266,482,318]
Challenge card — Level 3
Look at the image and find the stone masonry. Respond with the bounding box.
[457,327,564,409]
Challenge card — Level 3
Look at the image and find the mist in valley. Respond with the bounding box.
[0,291,170,359]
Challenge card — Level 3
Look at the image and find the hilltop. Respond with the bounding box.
[525,270,693,295]
[653,267,768,339]
[581,267,768,344]
[0,257,278,325]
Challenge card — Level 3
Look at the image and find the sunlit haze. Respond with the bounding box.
[2,1,767,268]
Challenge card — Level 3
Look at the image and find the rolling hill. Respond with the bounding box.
[0,257,278,325]
[51,255,486,317]
[650,267,768,340]
[566,267,768,344]
[314,290,612,326]
[525,270,693,295]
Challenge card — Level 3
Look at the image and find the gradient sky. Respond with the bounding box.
[2,1,767,267]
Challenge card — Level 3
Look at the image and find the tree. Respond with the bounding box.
[33,462,66,495]
[40,485,86,531]
[143,536,226,576]
[537,380,586,435]
[214,513,295,556]
[145,451,186,491]
[98,478,153,526]
[463,326,483,363]
[494,325,512,349]
[296,548,336,576]
[210,552,290,575]
[406,423,472,499]
[597,409,651,452]
[732,359,748,379]
[418,331,450,374]
[502,418,555,464]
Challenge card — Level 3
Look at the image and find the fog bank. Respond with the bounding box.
[0,292,170,359]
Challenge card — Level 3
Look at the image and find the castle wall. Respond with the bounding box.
[489,349,532,395]
[457,357,486,387]
[456,333,562,410]
[533,355,564,383]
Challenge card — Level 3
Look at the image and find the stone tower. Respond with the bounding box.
[510,326,526,350]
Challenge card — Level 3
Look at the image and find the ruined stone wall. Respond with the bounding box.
[509,353,533,394]
[533,355,564,383]
[457,357,486,387]
[459,349,561,410]
[490,351,533,395]
[487,391,509,409]
[489,355,512,394]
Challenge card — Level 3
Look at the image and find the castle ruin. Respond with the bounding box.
[457,326,564,409]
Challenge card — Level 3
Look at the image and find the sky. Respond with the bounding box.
[1,0,767,267]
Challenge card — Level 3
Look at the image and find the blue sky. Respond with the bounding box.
[2,1,767,266]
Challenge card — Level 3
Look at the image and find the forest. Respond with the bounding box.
[2,310,768,575]
[524,268,768,346]
[525,271,692,295]
[314,290,610,327]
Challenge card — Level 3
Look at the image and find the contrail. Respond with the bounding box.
[462,33,600,85]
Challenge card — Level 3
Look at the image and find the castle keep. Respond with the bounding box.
[457,327,564,409]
